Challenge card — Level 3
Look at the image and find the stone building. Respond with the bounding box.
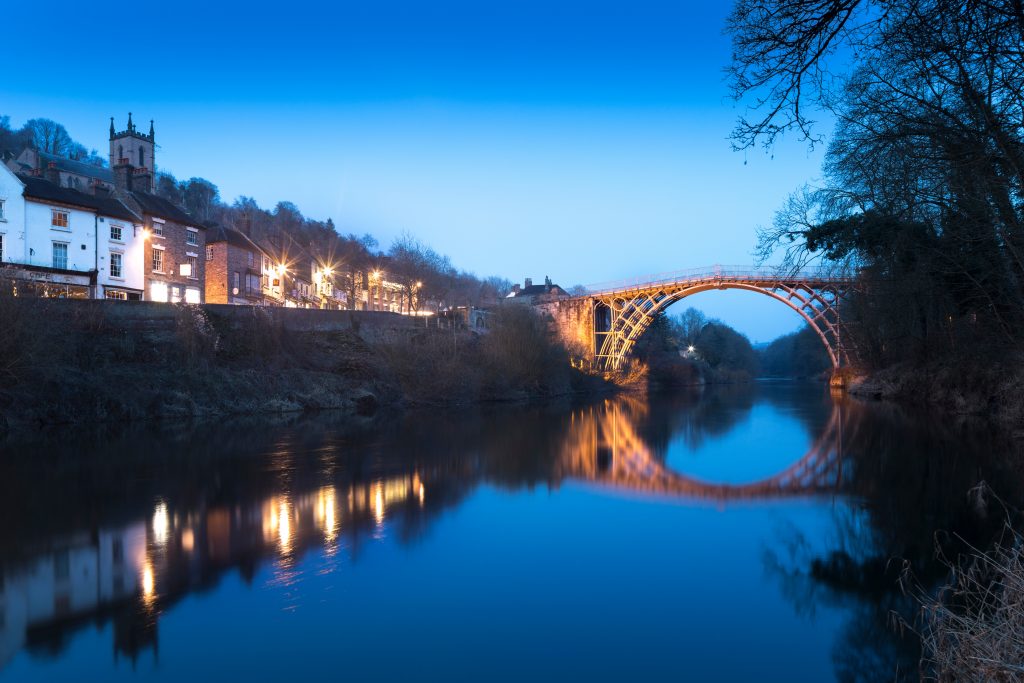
[504,276,568,305]
[103,114,205,303]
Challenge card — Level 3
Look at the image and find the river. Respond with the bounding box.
[0,381,1020,682]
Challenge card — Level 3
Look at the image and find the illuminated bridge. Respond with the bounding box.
[540,265,856,376]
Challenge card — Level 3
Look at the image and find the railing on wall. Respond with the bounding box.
[582,264,855,296]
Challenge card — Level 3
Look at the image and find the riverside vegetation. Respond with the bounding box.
[727,0,1024,677]
[0,296,611,434]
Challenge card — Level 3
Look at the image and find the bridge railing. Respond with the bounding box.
[582,264,854,296]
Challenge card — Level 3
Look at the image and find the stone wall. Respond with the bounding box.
[536,298,595,359]
[42,299,420,340]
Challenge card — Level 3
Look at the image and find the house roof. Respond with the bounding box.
[207,224,267,254]
[37,151,114,183]
[507,283,568,298]
[18,175,141,222]
[128,191,197,226]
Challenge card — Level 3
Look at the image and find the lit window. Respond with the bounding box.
[110,225,123,241]
[186,229,198,246]
[185,287,201,304]
[187,255,198,279]
[51,209,69,229]
[52,242,68,269]
[151,248,164,273]
[149,281,168,302]
[110,252,123,278]
[170,286,182,304]
[206,245,213,261]
[105,289,128,300]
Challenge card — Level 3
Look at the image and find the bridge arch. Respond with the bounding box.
[583,266,853,372]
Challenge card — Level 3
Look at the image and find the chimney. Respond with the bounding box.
[512,284,521,295]
[132,166,153,194]
[91,179,111,197]
[524,277,533,288]
[113,158,133,191]
[45,161,60,185]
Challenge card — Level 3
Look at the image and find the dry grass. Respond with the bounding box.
[903,520,1024,682]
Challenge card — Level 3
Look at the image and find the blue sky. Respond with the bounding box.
[3,0,827,341]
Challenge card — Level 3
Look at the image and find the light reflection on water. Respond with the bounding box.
[0,382,1020,682]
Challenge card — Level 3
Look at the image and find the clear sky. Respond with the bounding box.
[2,0,826,342]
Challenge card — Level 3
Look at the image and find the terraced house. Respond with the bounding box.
[2,113,205,302]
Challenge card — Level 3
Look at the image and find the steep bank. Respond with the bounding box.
[0,299,608,433]
[849,358,1024,428]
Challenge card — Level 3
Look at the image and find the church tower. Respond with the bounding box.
[109,113,155,193]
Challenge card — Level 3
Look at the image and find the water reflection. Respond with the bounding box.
[556,394,849,499]
[0,384,1021,680]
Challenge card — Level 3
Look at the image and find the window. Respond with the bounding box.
[186,229,198,246]
[149,281,168,302]
[152,220,164,237]
[139,147,145,167]
[233,271,240,293]
[0,234,3,262]
[105,289,127,300]
[0,199,5,220]
[247,251,255,268]
[52,242,68,270]
[110,224,123,241]
[247,273,260,294]
[185,287,201,304]
[110,252,123,278]
[206,245,213,261]
[152,247,164,273]
[51,209,69,229]
[170,286,182,304]
[187,255,198,279]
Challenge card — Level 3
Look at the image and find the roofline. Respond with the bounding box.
[24,194,141,222]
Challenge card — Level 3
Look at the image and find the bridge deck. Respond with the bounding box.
[581,265,854,298]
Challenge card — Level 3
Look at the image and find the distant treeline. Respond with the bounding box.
[0,116,514,310]
[636,307,830,383]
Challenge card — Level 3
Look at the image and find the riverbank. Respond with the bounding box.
[848,358,1024,428]
[0,298,616,434]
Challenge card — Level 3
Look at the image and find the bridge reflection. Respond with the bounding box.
[557,395,849,500]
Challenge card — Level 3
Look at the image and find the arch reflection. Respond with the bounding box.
[557,395,850,500]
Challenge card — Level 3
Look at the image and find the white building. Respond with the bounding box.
[0,164,145,299]
[0,164,26,274]
[0,523,146,669]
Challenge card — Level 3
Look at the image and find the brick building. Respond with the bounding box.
[205,225,274,305]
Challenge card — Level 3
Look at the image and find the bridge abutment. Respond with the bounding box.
[536,298,597,362]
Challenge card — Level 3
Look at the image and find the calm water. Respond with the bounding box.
[1,382,1020,682]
